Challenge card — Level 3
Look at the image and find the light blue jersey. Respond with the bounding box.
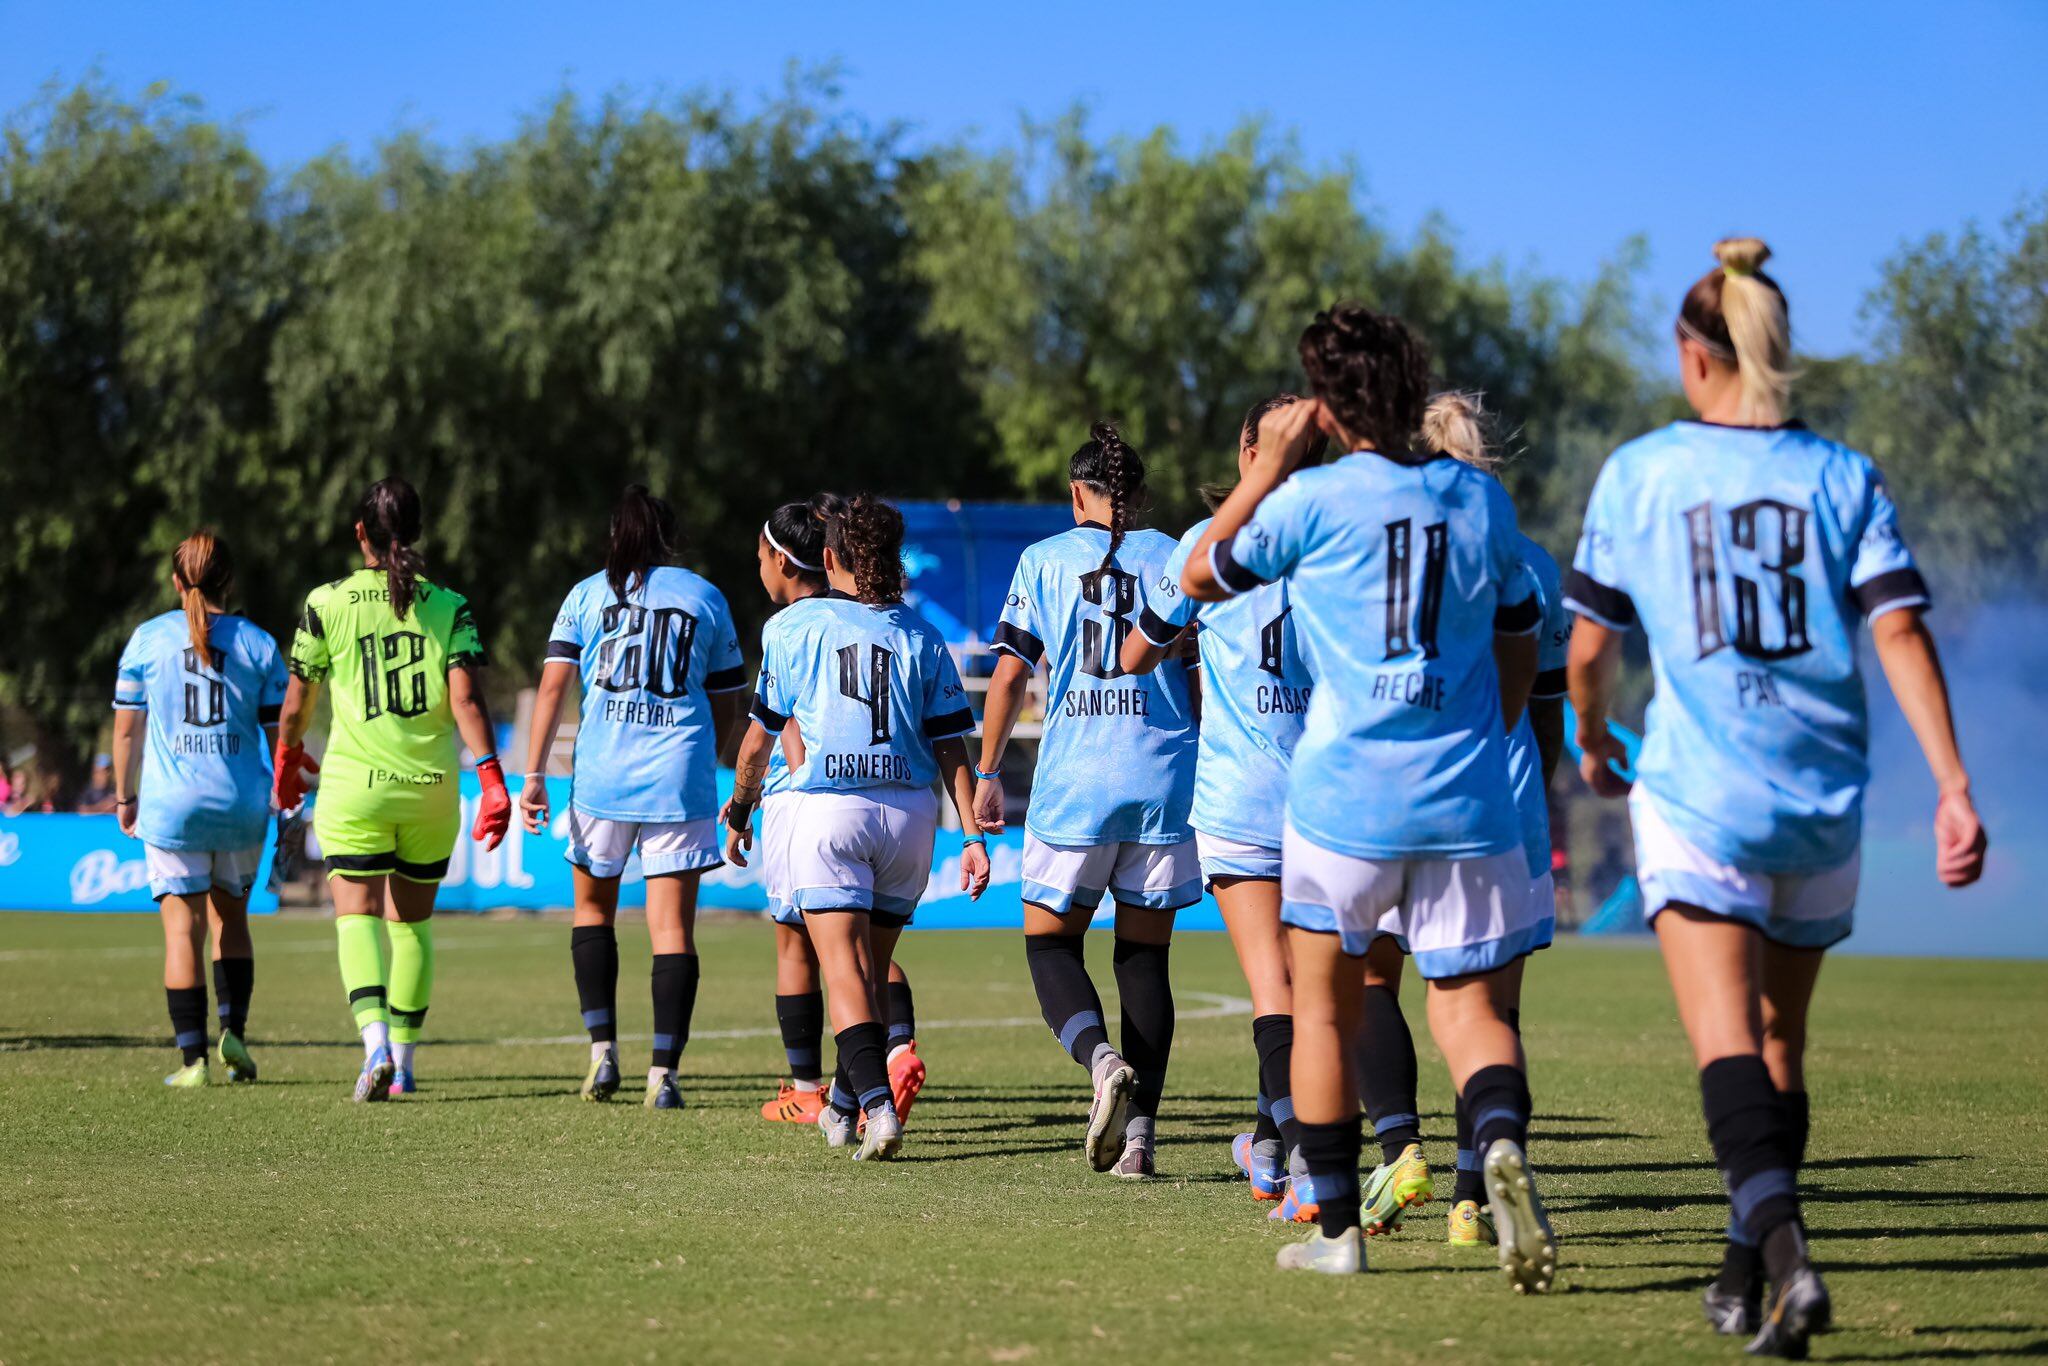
[113,612,287,851]
[1567,421,1928,872]
[995,523,1198,846]
[1144,517,1311,850]
[545,566,746,823]
[1215,452,1540,860]
[758,595,829,800]
[1504,536,1571,880]
[751,592,974,792]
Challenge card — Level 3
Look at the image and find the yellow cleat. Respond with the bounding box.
[1447,1198,1496,1246]
[1363,1142,1434,1235]
[164,1060,208,1089]
[218,1031,258,1083]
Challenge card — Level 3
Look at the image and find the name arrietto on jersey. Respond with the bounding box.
[170,732,245,757]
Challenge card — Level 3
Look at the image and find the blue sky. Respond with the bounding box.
[3,0,2043,355]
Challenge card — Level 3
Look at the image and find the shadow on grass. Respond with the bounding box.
[1558,1188,2047,1214]
[1539,1153,1966,1177]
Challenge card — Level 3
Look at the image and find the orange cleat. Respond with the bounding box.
[760,1081,828,1124]
[888,1040,927,1124]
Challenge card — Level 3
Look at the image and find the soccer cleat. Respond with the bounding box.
[1483,1138,1557,1294]
[388,1068,415,1098]
[854,1107,902,1162]
[888,1041,927,1124]
[645,1074,684,1110]
[1704,1277,1763,1337]
[1275,1226,1365,1275]
[1446,1199,1496,1247]
[354,1048,395,1103]
[1745,1263,1831,1358]
[1270,1172,1320,1225]
[817,1102,857,1149]
[581,1048,621,1102]
[217,1030,258,1083]
[761,1082,827,1124]
[1112,1138,1155,1180]
[164,1060,208,1089]
[1231,1133,1287,1201]
[1363,1142,1434,1235]
[1085,1055,1137,1173]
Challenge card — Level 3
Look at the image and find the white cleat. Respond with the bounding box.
[1483,1138,1558,1294]
[1276,1226,1366,1275]
[817,1102,856,1149]
[854,1107,903,1162]
[1086,1056,1136,1172]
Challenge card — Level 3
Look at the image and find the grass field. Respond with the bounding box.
[1,913,2044,1364]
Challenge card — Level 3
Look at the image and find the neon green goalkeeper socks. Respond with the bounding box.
[336,914,388,1033]
[386,918,435,1045]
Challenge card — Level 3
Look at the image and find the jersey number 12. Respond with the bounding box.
[355,632,429,719]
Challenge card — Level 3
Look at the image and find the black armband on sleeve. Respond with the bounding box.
[1563,568,1637,631]
[991,622,1044,665]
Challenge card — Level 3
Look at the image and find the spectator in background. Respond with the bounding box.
[78,755,120,814]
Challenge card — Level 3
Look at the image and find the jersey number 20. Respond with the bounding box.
[595,605,699,698]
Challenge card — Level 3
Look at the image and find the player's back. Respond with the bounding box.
[551,566,744,823]
[115,611,286,850]
[996,525,1197,845]
[291,568,486,790]
[757,594,972,793]
[1568,421,1928,869]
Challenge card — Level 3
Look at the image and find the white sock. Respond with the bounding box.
[793,1078,822,1093]
[887,1043,910,1064]
[361,1020,390,1059]
[647,1066,672,1088]
[591,1041,612,1062]
[392,1041,416,1071]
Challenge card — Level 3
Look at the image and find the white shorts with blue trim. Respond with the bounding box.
[565,809,723,880]
[1629,791,1857,950]
[783,785,938,928]
[145,844,263,901]
[1279,824,1540,977]
[759,791,804,927]
[1196,831,1283,883]
[1021,834,1203,916]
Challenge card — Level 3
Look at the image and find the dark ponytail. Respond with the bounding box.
[764,493,839,583]
[605,484,679,604]
[824,493,906,605]
[354,476,425,621]
[1069,422,1147,570]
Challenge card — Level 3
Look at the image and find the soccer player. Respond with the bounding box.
[723,494,991,1162]
[274,477,511,1102]
[747,497,929,1127]
[111,532,285,1086]
[518,486,748,1110]
[1567,239,1986,1356]
[1119,396,1324,1205]
[976,423,1201,1180]
[1182,304,1554,1289]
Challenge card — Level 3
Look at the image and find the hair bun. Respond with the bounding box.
[1089,421,1122,448]
[1714,237,1772,278]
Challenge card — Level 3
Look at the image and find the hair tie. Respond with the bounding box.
[762,521,821,572]
[1722,261,1755,279]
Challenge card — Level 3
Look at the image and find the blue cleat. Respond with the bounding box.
[1231,1133,1287,1202]
[388,1067,415,1097]
[354,1047,395,1103]
[645,1073,684,1111]
[1270,1171,1319,1224]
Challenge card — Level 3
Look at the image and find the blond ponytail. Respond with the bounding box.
[1421,391,1500,472]
[1679,238,1797,426]
[170,532,235,670]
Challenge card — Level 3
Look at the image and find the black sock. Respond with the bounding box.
[885,979,916,1052]
[1253,1095,1282,1146]
[1464,1062,1532,1155]
[212,957,253,1038]
[1112,937,1174,1127]
[775,991,825,1083]
[570,925,619,1045]
[649,952,699,1071]
[1452,1092,1485,1205]
[828,1055,859,1115]
[1782,1088,1810,1170]
[1722,1087,1808,1290]
[1358,984,1421,1163]
[835,1022,893,1117]
[1297,1116,1363,1238]
[166,986,208,1064]
[1700,1056,1803,1278]
[1025,935,1110,1069]
[1251,1013,1299,1155]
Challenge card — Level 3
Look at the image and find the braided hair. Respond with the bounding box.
[1296,303,1432,455]
[1069,421,1147,570]
[354,476,426,621]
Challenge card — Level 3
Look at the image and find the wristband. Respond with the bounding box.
[725,796,758,832]
[474,753,499,768]
[961,834,987,848]
[973,765,1002,782]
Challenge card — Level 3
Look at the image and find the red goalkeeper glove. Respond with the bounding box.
[273,741,319,811]
[472,755,511,852]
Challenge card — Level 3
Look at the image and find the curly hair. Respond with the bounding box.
[825,493,907,604]
[1069,421,1148,570]
[1297,303,1432,454]
[1201,393,1329,510]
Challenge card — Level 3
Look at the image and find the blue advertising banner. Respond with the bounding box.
[0,814,281,913]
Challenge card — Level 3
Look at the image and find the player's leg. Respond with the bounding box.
[806,909,896,1158]
[865,787,933,1135]
[1215,870,1293,1202]
[642,868,703,1111]
[158,879,211,1087]
[1103,839,1199,1179]
[331,872,396,1102]
[1274,924,1367,1273]
[1358,935,1433,1235]
[382,873,439,1095]
[1020,837,1130,1171]
[563,810,631,1100]
[762,917,828,1122]
[882,958,925,1122]
[1447,951,1526,1246]
[207,865,259,1084]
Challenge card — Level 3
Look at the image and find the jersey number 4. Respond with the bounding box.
[355,631,429,719]
[836,644,895,745]
[1684,500,1812,661]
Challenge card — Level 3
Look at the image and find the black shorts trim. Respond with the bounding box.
[1494,593,1543,635]
[1850,568,1930,618]
[923,707,976,739]
[991,622,1044,666]
[1212,540,1269,596]
[1563,568,1637,631]
[393,855,450,883]
[327,851,396,874]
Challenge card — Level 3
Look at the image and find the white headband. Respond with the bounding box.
[762,521,821,572]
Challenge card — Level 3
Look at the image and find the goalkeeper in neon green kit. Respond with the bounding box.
[274,477,512,1101]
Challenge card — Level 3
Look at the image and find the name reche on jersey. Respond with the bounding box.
[1369,671,1446,713]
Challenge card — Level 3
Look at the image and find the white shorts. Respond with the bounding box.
[565,809,723,880]
[1630,791,1857,950]
[1196,831,1283,883]
[146,844,264,901]
[759,791,804,927]
[1279,824,1541,977]
[783,785,938,928]
[1021,834,1204,916]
